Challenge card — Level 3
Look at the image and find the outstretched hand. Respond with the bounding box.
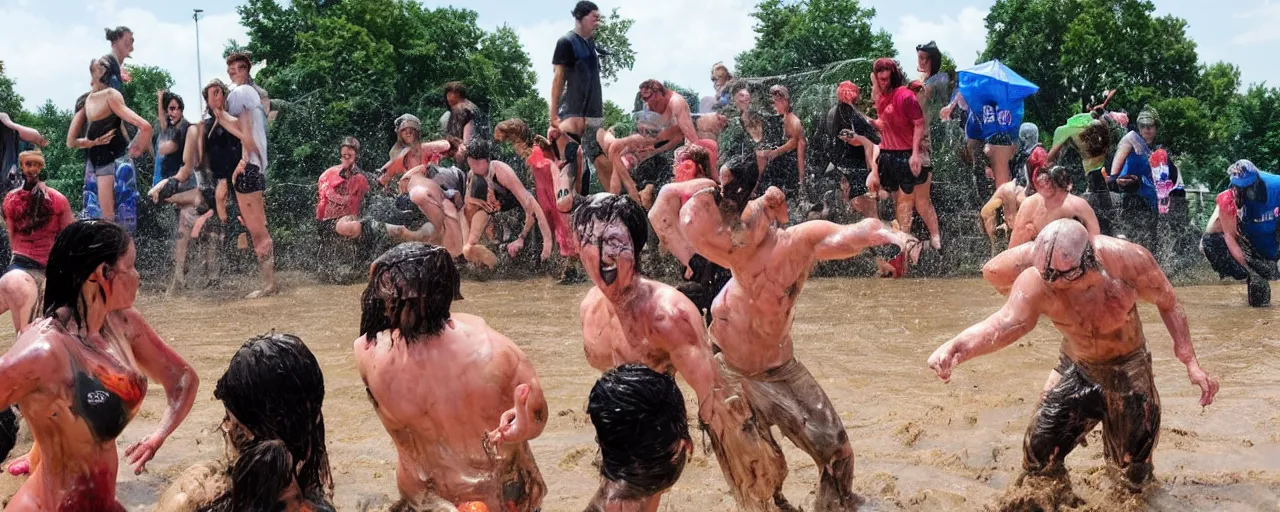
[124,434,164,474]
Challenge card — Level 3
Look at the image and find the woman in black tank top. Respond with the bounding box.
[66,57,152,230]
[202,79,241,226]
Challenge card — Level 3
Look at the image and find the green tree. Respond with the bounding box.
[735,0,895,77]
[0,61,23,116]
[594,8,636,86]
[120,64,176,124]
[1226,85,1280,177]
[982,0,1200,126]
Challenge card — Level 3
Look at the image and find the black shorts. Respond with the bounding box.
[6,254,44,275]
[234,164,266,194]
[317,218,339,234]
[877,150,930,195]
[1024,350,1159,490]
[835,165,870,198]
[634,153,672,189]
[759,150,799,197]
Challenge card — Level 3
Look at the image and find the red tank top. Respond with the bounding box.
[3,185,70,266]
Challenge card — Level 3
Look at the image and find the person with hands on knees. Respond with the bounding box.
[0,220,198,509]
[929,219,1218,505]
[354,243,547,511]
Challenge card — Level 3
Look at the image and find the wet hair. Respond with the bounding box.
[104,26,132,43]
[464,137,495,162]
[572,193,649,270]
[639,80,668,98]
[872,58,907,91]
[587,364,690,499]
[42,220,131,332]
[212,333,330,510]
[360,243,462,342]
[719,154,759,216]
[442,81,467,99]
[162,92,185,113]
[1036,165,1072,191]
[572,1,599,20]
[74,92,90,113]
[339,136,361,154]
[1078,120,1112,158]
[198,440,295,512]
[7,150,52,236]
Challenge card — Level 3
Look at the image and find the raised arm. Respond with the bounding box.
[0,113,47,147]
[928,271,1042,382]
[801,216,917,262]
[119,308,199,474]
[1105,241,1219,406]
[648,179,716,267]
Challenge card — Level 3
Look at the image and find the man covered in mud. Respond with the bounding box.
[929,219,1219,507]
[575,193,778,509]
[606,80,702,201]
[1007,165,1101,247]
[354,243,547,510]
[676,175,921,510]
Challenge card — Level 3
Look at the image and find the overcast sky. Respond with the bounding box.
[2,0,1277,114]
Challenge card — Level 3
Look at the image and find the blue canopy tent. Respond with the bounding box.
[958,60,1039,140]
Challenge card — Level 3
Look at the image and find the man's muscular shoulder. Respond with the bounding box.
[645,281,705,347]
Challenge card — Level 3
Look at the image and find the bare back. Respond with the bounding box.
[1010,192,1098,246]
[353,314,534,504]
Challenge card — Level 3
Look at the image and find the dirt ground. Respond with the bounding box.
[0,275,1277,511]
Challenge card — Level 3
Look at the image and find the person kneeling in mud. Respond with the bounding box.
[1200,159,1280,307]
[462,138,552,268]
[929,219,1219,507]
[583,364,692,511]
[355,243,547,511]
[156,333,334,512]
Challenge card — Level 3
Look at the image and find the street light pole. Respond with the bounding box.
[194,9,204,112]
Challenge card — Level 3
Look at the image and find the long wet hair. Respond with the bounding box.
[8,150,52,235]
[719,154,759,218]
[587,364,690,499]
[42,220,130,333]
[872,58,907,91]
[205,333,331,512]
[360,243,462,343]
[571,193,649,273]
[1078,119,1112,159]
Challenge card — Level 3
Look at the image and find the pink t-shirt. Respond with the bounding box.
[316,166,370,221]
[3,185,71,266]
[876,87,924,151]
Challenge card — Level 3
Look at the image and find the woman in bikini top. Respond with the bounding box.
[0,220,198,511]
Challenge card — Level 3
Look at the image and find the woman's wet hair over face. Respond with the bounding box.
[719,154,759,217]
[587,364,690,499]
[572,193,649,273]
[42,220,131,332]
[213,332,330,506]
[465,137,496,162]
[92,56,113,86]
[360,243,462,342]
[198,440,295,512]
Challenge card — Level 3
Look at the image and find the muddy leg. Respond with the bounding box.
[763,361,857,511]
[1099,351,1160,492]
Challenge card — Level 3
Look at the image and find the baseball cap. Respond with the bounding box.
[1228,159,1260,188]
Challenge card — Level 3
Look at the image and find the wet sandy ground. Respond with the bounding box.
[1,275,1278,511]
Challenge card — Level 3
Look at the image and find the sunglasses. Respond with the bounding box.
[1041,244,1097,283]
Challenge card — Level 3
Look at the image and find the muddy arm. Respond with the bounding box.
[121,308,199,474]
[490,336,548,445]
[982,242,1035,295]
[648,180,715,266]
[805,217,913,262]
[930,271,1041,382]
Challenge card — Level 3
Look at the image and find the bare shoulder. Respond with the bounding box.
[5,319,67,367]
[1095,236,1159,280]
[646,281,703,342]
[580,287,609,317]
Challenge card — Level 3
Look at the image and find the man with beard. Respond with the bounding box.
[354,243,547,511]
[929,219,1218,507]
[673,170,920,510]
[575,192,782,510]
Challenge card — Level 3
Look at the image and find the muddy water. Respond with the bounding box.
[0,276,1277,511]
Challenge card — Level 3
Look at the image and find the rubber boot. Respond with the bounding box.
[1247,273,1271,307]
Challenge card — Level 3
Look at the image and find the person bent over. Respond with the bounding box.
[1201,159,1280,307]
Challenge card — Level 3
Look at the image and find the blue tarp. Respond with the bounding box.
[959,60,1039,139]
